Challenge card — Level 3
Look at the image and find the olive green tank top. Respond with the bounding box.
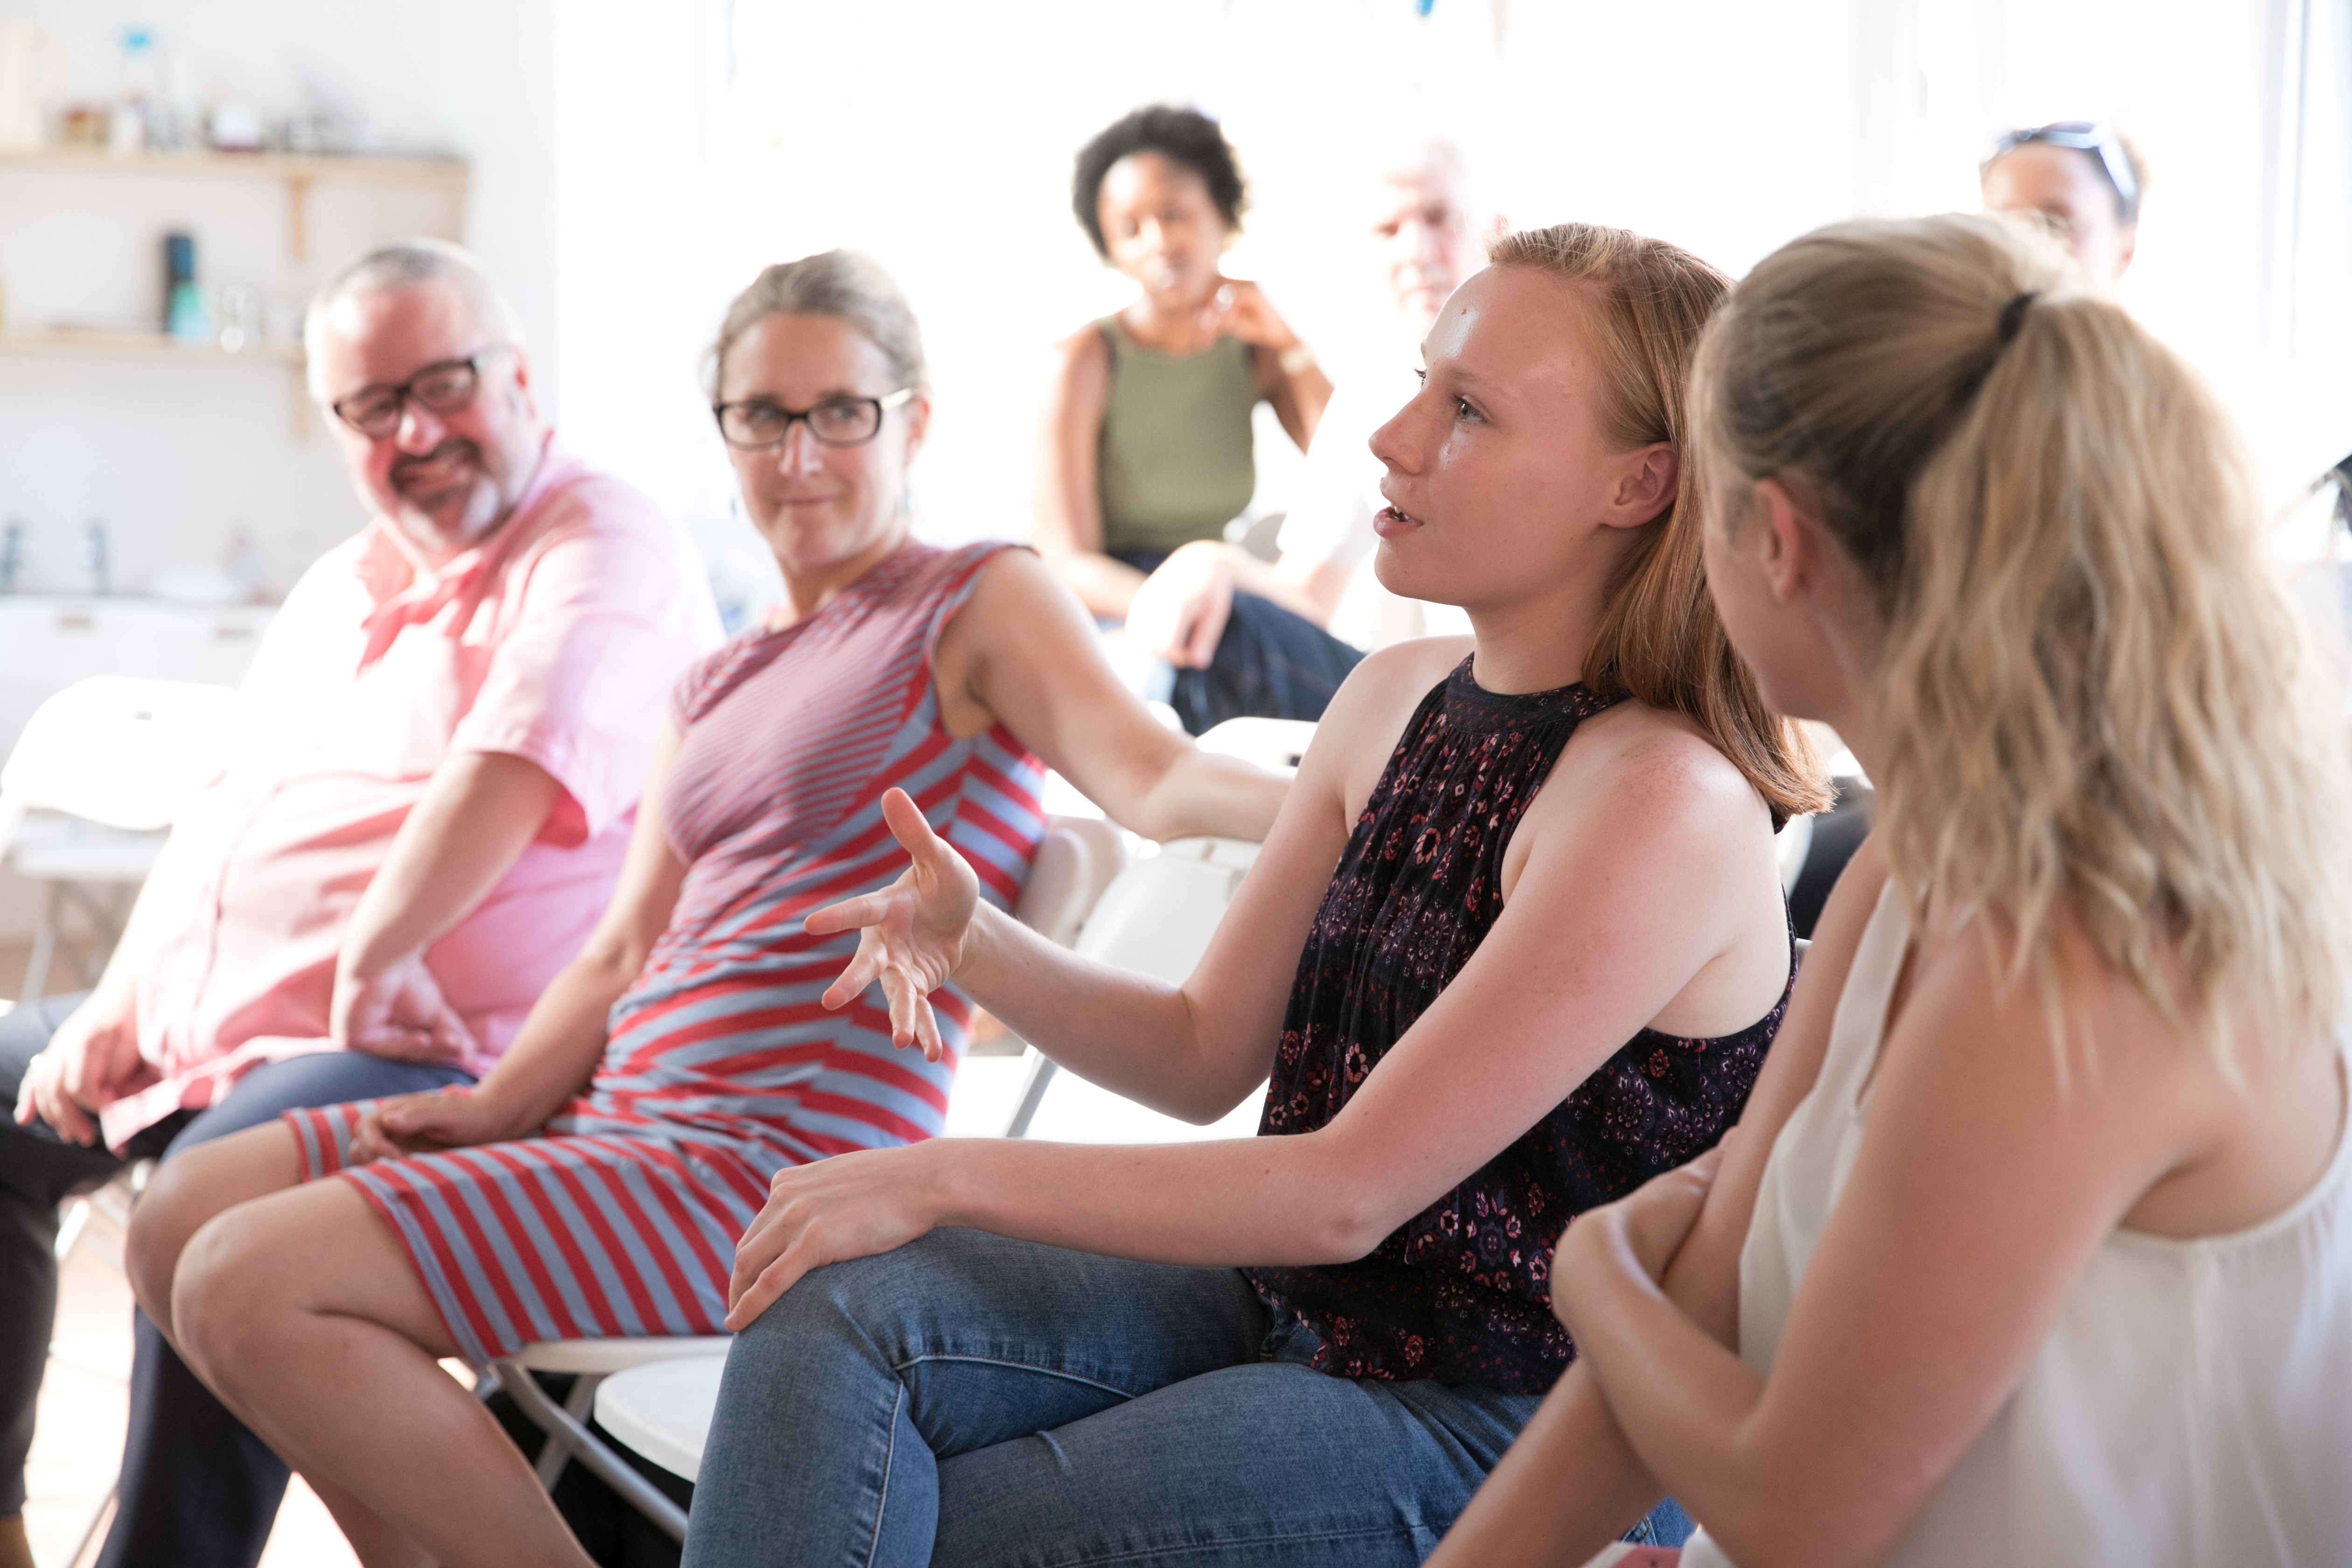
[1095,316,1263,557]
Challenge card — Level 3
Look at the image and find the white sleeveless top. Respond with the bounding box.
[1680,882,2352,1568]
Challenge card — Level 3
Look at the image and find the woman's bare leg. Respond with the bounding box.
[149,1151,593,1568]
[123,1120,305,1338]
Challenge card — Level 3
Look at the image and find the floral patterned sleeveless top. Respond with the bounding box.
[1244,658,1790,1393]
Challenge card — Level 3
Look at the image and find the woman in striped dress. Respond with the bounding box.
[120,251,1286,1568]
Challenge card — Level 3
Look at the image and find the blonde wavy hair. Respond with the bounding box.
[1694,212,2352,1048]
[1489,224,1829,822]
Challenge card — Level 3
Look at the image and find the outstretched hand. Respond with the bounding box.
[804,788,980,1063]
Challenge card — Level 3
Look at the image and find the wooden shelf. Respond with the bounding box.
[0,146,469,262]
[0,146,467,187]
[0,330,302,365]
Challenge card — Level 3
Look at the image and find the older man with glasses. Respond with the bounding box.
[0,237,720,1568]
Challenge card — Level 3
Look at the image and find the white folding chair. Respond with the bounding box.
[1003,834,1264,1142]
[6,681,234,1567]
[0,677,238,999]
[1195,715,1315,775]
[488,815,1131,1541]
[589,1355,727,1496]
[479,1336,727,1541]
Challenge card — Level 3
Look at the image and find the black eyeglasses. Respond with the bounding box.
[1987,121,2140,223]
[712,388,914,450]
[330,346,512,439]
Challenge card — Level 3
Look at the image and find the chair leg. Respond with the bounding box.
[52,1197,94,1265]
[530,1372,607,1490]
[1002,1049,1059,1139]
[58,1477,118,1568]
[493,1361,689,1543]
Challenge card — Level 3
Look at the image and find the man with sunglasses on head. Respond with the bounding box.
[0,237,718,1568]
[1981,119,2145,291]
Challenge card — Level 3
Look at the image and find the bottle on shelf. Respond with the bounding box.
[163,231,209,342]
[111,27,156,155]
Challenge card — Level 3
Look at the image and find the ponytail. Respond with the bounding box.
[1695,213,2352,1047]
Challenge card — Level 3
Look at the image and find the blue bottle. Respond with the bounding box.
[163,231,209,342]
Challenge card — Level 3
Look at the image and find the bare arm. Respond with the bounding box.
[337,753,561,976]
[354,728,689,1153]
[1033,328,1148,618]
[1251,344,1332,453]
[941,547,1287,844]
[1218,279,1330,451]
[1426,838,1891,1566]
[327,750,563,1060]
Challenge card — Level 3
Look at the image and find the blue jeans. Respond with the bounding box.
[683,1228,1688,1567]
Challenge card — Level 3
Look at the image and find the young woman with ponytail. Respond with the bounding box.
[678,224,1825,1567]
[1433,213,2352,1568]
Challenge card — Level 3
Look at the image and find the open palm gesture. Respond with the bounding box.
[805,788,979,1062]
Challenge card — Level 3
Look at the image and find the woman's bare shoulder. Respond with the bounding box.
[1297,637,1473,811]
[1319,637,1472,742]
[1556,700,1773,844]
[1358,634,1475,687]
[1048,322,1111,374]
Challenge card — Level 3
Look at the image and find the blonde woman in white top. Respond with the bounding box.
[1428,212,2352,1568]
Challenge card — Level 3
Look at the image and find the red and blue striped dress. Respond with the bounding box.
[286,542,1045,1364]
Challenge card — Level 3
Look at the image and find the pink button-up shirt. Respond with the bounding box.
[100,441,722,1149]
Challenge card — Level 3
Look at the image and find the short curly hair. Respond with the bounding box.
[1071,105,1247,259]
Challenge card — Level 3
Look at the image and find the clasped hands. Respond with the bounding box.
[1551,1138,1729,1338]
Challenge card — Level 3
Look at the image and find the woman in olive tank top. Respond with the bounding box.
[1035,105,1365,732]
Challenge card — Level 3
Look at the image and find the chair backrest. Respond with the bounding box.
[1194,717,1316,777]
[1011,816,1130,949]
[1003,834,1264,1141]
[0,677,241,854]
[1070,835,1259,982]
